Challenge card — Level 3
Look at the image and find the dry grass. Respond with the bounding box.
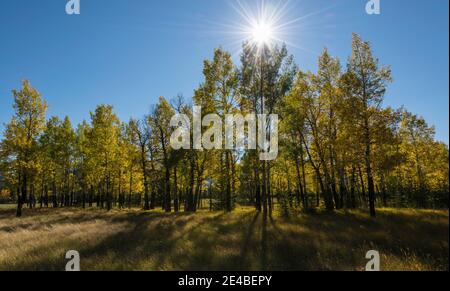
[0,206,448,271]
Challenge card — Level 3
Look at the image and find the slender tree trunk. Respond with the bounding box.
[380,172,387,207]
[199,188,203,209]
[338,165,347,209]
[174,167,179,212]
[52,179,57,208]
[209,183,213,212]
[150,189,156,210]
[329,154,339,209]
[16,172,26,217]
[294,154,306,209]
[142,146,150,210]
[195,176,203,211]
[267,164,272,217]
[128,172,133,209]
[358,166,367,206]
[225,151,232,212]
[82,183,86,209]
[349,166,357,209]
[106,172,112,211]
[231,155,236,207]
[44,185,49,207]
[254,163,261,211]
[364,122,376,217]
[300,145,308,209]
[186,153,195,212]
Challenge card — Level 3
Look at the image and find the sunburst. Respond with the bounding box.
[226,0,336,58]
[233,0,286,54]
[168,0,337,60]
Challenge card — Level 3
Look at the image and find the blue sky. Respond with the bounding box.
[0,0,448,143]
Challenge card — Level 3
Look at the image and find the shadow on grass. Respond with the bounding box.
[1,207,448,271]
[275,209,449,270]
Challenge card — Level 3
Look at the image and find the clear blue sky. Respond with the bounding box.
[0,0,448,143]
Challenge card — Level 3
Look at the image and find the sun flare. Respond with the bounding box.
[250,21,274,46]
[235,0,288,52]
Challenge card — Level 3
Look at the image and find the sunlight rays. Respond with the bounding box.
[147,0,337,60]
[225,0,336,57]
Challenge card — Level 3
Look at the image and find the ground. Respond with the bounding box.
[0,205,448,271]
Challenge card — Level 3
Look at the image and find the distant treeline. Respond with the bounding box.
[0,33,448,217]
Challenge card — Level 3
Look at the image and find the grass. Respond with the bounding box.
[0,205,448,271]
[0,204,15,210]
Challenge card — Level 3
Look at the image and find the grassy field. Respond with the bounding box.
[0,205,448,271]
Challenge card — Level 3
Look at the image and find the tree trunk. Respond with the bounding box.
[364,123,376,217]
[225,151,232,212]
[186,154,195,212]
[294,154,306,209]
[174,167,179,212]
[349,166,357,209]
[16,172,26,217]
[142,145,150,210]
[254,163,261,211]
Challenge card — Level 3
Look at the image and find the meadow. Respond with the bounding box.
[0,205,447,271]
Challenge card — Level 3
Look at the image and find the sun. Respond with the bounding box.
[206,0,336,58]
[236,1,282,50]
[250,21,274,46]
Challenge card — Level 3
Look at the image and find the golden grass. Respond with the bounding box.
[0,206,447,271]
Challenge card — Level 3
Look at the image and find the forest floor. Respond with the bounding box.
[0,205,448,271]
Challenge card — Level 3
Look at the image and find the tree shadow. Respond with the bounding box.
[239,212,260,267]
[261,213,268,271]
